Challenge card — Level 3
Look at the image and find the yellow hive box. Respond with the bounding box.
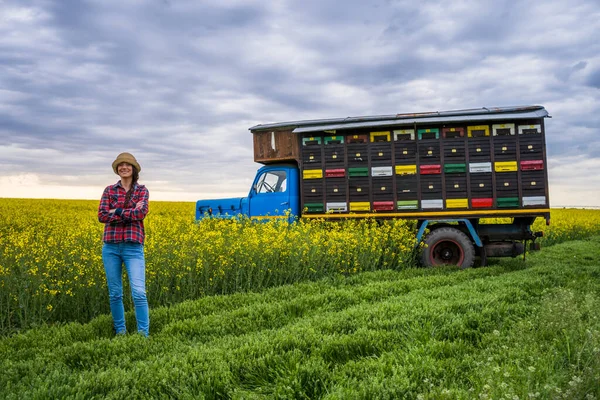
[467,125,490,137]
[494,161,518,172]
[446,199,469,209]
[370,131,391,142]
[303,169,323,179]
[395,165,417,175]
[349,202,370,211]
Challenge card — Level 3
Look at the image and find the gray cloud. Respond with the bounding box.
[588,68,600,89]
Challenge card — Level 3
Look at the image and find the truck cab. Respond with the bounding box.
[195,164,300,221]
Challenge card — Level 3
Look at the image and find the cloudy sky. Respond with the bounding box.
[1,0,599,207]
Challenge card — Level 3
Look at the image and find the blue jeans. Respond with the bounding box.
[102,242,149,336]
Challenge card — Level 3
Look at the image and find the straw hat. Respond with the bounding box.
[112,152,141,174]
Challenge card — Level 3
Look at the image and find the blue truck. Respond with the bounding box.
[196,105,550,268]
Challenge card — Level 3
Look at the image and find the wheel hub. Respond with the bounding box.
[432,240,463,265]
[441,248,453,260]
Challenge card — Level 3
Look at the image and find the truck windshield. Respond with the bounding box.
[256,170,287,193]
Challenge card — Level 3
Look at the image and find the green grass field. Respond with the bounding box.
[2,237,599,399]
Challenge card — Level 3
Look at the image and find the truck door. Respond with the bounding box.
[248,167,294,219]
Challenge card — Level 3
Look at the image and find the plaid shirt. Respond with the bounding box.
[98,181,149,244]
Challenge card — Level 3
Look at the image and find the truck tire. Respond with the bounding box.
[421,227,475,269]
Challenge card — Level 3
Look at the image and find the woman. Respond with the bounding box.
[98,152,150,337]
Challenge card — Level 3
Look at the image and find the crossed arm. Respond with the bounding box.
[98,187,149,223]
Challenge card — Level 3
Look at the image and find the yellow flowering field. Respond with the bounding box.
[0,198,416,335]
[0,198,599,336]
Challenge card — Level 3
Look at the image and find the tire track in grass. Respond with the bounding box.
[0,267,518,398]
[1,265,507,362]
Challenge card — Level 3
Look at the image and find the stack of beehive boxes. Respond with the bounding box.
[300,120,547,214]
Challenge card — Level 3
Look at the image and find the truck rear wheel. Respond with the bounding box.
[421,227,475,269]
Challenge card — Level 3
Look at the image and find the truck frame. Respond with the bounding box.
[196,105,550,268]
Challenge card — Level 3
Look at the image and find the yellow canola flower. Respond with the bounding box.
[0,198,599,335]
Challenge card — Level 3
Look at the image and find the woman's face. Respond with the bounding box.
[117,162,133,179]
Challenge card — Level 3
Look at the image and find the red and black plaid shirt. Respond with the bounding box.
[98,181,149,244]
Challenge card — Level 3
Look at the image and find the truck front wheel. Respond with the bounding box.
[421,227,475,269]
